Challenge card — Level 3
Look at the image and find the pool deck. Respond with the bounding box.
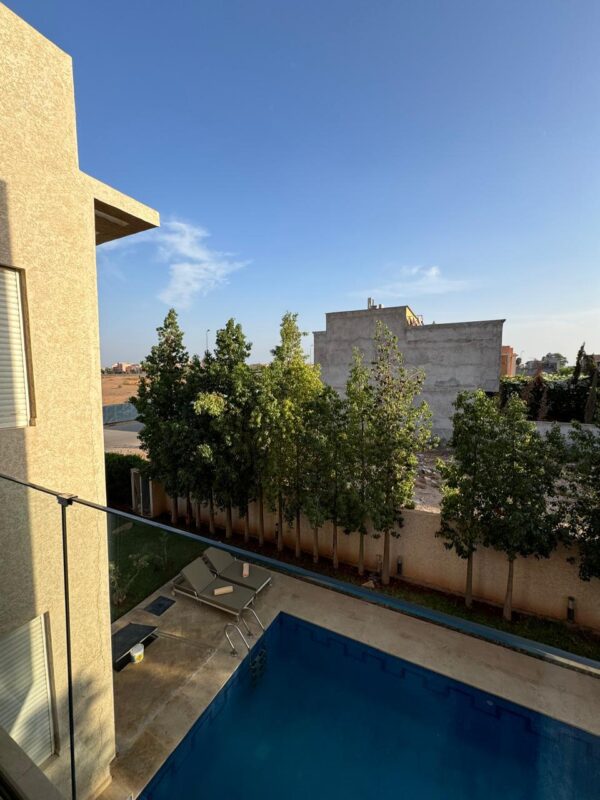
[99,571,600,800]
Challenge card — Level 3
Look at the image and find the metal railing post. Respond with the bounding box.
[57,494,78,800]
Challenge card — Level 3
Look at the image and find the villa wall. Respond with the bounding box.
[167,496,600,631]
[0,8,156,799]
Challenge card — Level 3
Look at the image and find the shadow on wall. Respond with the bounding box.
[0,180,75,797]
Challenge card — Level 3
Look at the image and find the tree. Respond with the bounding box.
[249,365,272,547]
[572,343,586,385]
[262,313,321,555]
[194,319,253,540]
[483,396,564,621]
[339,349,374,576]
[437,391,501,608]
[368,322,432,585]
[561,423,600,581]
[132,310,190,524]
[583,367,598,425]
[302,386,345,565]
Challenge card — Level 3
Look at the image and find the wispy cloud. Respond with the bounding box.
[355,265,472,299]
[156,221,247,308]
[97,220,248,309]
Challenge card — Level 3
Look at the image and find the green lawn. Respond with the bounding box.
[108,519,205,620]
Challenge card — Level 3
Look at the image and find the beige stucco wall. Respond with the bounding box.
[178,496,600,631]
[0,6,157,798]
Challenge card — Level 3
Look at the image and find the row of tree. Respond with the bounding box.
[133,310,432,585]
[133,310,599,620]
[439,391,600,620]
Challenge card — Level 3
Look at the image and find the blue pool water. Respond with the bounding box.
[141,613,600,800]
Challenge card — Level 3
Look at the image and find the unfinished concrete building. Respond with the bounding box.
[314,300,504,438]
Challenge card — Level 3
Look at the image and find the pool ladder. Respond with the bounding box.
[224,607,265,655]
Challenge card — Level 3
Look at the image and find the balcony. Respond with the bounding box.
[0,472,599,800]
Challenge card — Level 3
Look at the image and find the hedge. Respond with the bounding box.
[499,375,593,422]
[105,452,146,508]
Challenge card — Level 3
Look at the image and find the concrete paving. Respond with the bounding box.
[103,421,143,453]
[99,571,600,800]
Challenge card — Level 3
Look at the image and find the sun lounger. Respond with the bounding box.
[203,546,272,594]
[172,557,259,621]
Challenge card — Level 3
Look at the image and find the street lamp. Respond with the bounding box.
[205,329,210,354]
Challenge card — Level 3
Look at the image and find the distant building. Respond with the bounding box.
[501,345,517,377]
[518,352,567,376]
[314,300,504,438]
[111,361,142,374]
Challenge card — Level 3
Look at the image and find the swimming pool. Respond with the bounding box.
[141,613,600,799]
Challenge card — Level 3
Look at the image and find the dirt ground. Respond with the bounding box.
[414,449,446,511]
[102,374,141,406]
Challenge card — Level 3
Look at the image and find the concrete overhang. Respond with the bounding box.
[84,173,160,245]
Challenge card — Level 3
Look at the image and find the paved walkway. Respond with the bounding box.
[100,571,600,799]
[103,421,143,453]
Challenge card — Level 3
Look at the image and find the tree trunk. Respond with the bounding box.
[194,499,201,528]
[295,508,301,558]
[358,532,365,577]
[225,502,233,540]
[332,522,338,570]
[208,491,215,535]
[170,495,178,525]
[185,493,192,526]
[313,525,319,564]
[465,551,474,609]
[382,530,390,585]
[258,485,265,547]
[277,493,284,552]
[503,558,515,621]
[243,503,250,544]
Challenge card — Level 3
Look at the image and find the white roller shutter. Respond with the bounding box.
[0,267,30,428]
[0,616,54,765]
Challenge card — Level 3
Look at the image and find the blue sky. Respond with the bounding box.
[10,0,600,365]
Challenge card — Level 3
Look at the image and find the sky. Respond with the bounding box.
[9,0,600,365]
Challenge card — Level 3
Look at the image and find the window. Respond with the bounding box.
[0,267,30,428]
[0,616,55,765]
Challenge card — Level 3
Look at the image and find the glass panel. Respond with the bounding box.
[106,511,205,622]
[0,475,72,799]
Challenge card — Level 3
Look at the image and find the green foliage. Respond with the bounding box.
[367,323,432,583]
[561,424,600,581]
[482,396,565,619]
[105,452,146,507]
[260,312,322,553]
[301,386,346,562]
[132,310,191,500]
[438,392,501,605]
[439,391,566,616]
[483,396,564,561]
[193,319,254,528]
[500,374,593,422]
[338,349,375,574]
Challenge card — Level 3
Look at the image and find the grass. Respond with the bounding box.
[109,518,205,620]
[149,513,600,662]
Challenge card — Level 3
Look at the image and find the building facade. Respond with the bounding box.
[0,6,158,799]
[500,345,517,377]
[314,302,504,438]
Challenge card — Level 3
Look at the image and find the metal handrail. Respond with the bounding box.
[224,623,250,655]
[242,606,265,632]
